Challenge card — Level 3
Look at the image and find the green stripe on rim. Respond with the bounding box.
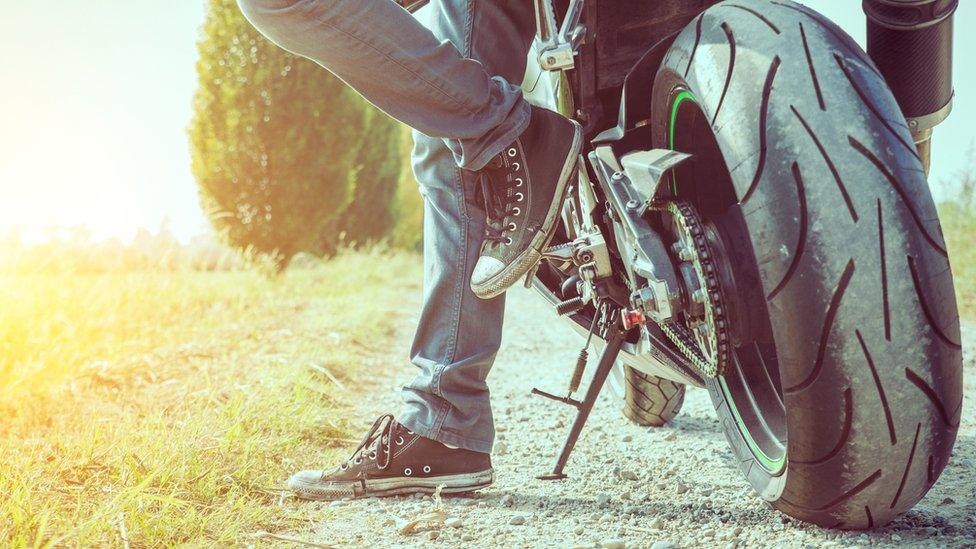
[667,88,788,476]
[667,90,697,194]
[719,377,787,473]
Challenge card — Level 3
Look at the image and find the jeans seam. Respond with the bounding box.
[434,399,450,434]
[453,170,469,363]
[313,11,481,115]
[448,168,468,366]
[455,167,471,222]
[433,167,467,402]
[463,0,476,58]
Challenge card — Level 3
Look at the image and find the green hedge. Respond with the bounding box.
[190,0,414,268]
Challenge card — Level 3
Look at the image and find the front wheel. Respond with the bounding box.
[651,0,963,528]
[607,363,686,427]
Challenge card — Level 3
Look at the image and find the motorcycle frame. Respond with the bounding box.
[521,0,956,388]
[523,0,710,388]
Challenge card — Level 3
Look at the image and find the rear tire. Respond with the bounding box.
[651,0,963,529]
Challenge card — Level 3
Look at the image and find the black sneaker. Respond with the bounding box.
[287,414,494,501]
[470,106,582,299]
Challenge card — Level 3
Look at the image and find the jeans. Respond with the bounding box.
[237,0,535,453]
[237,0,532,172]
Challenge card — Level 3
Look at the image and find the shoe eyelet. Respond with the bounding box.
[511,207,521,216]
[404,468,413,476]
[514,177,523,187]
[504,237,513,245]
[340,463,348,470]
[515,192,524,202]
[396,436,405,445]
[368,451,377,460]
[354,457,362,464]
[507,147,517,157]
[507,222,517,232]
[512,162,520,171]
[423,465,431,474]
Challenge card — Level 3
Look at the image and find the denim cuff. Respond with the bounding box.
[398,413,494,454]
[461,99,532,171]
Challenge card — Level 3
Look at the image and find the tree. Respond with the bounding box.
[189,0,403,268]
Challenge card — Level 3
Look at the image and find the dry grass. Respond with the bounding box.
[0,188,970,547]
[940,199,975,320]
[0,249,421,546]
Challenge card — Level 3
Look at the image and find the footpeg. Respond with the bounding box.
[556,296,585,316]
[531,387,583,409]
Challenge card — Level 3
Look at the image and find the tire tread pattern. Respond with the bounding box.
[622,367,686,427]
[655,0,963,529]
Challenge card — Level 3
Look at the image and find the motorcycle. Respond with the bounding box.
[413,0,964,530]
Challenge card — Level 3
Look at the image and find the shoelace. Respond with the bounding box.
[340,414,398,472]
[477,156,524,247]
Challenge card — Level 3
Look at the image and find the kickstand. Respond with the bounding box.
[534,316,629,480]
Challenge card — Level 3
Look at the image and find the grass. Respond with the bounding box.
[0,249,421,546]
[940,199,975,320]
[0,192,970,547]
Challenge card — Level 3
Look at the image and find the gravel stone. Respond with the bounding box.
[619,470,639,481]
[299,290,976,547]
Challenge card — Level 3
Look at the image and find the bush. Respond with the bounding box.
[390,126,425,252]
[189,0,404,268]
[939,160,976,319]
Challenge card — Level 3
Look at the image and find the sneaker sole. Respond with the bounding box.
[471,121,583,300]
[291,469,495,501]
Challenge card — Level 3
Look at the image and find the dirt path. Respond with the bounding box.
[305,288,975,548]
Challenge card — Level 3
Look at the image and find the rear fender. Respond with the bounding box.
[592,32,679,145]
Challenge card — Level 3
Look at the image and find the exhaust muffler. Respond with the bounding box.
[864,0,957,173]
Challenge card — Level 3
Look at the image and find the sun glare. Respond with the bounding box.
[0,106,144,243]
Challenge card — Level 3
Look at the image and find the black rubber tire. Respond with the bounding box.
[622,367,686,427]
[650,0,963,529]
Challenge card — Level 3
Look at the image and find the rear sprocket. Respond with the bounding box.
[651,200,733,378]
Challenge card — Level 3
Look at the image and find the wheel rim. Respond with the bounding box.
[719,342,787,474]
[667,88,789,475]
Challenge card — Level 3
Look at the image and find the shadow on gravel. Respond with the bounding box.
[667,413,722,435]
[484,425,974,543]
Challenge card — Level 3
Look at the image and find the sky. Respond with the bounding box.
[0,1,972,243]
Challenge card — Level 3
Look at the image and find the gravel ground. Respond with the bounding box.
[301,288,975,548]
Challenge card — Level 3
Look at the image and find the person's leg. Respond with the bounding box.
[236,0,529,171]
[283,1,548,501]
[241,0,583,305]
[397,0,534,454]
